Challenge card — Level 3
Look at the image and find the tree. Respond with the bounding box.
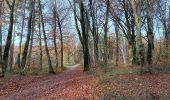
[130,0,142,64]
[89,0,99,66]
[56,6,64,69]
[21,0,35,74]
[115,21,119,66]
[145,0,154,65]
[18,0,26,69]
[73,0,90,71]
[27,5,35,68]
[109,0,137,65]
[38,0,55,73]
[50,0,58,68]
[103,0,110,72]
[0,0,3,75]
[38,5,43,71]
[2,0,16,77]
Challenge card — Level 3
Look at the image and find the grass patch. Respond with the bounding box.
[106,69,139,76]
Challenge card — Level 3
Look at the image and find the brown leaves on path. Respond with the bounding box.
[0,68,102,100]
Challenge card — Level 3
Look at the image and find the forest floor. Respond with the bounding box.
[0,65,170,100]
[0,66,102,100]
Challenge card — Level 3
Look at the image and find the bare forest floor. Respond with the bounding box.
[0,65,170,100]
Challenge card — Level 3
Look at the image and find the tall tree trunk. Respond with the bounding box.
[27,7,35,68]
[21,0,34,74]
[146,0,154,65]
[169,6,170,51]
[56,12,64,69]
[0,0,3,75]
[9,26,16,72]
[103,0,110,72]
[89,0,99,66]
[2,0,16,77]
[18,0,26,69]
[72,0,90,71]
[168,6,170,56]
[52,1,58,68]
[38,8,43,71]
[130,0,142,64]
[130,12,137,65]
[38,0,55,73]
[115,21,119,66]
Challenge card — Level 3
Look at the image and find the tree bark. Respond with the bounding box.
[38,10,43,71]
[9,25,16,72]
[115,21,119,66]
[103,0,110,72]
[0,0,3,75]
[146,0,154,65]
[130,11,137,65]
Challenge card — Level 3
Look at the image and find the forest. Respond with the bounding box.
[0,0,170,99]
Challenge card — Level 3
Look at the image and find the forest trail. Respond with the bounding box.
[0,67,101,100]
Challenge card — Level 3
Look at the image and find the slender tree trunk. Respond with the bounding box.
[93,38,99,65]
[115,21,119,66]
[56,12,63,69]
[38,0,55,73]
[89,0,99,66]
[38,9,43,71]
[18,0,26,69]
[9,25,16,72]
[169,6,170,50]
[52,1,58,68]
[103,0,109,72]
[27,7,35,68]
[2,0,16,77]
[168,6,170,56]
[0,0,3,75]
[21,0,34,74]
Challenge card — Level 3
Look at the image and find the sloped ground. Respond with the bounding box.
[0,68,102,100]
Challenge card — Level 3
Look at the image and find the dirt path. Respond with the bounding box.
[0,67,101,100]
